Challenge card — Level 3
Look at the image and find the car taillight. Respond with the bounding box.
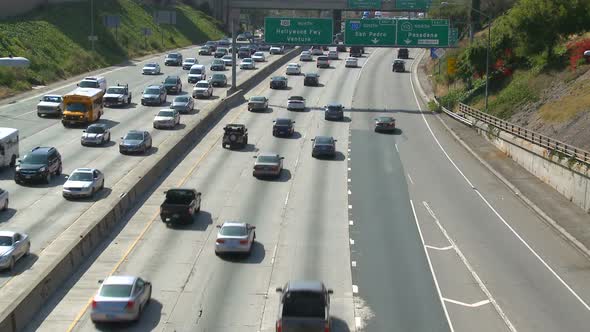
[239,240,248,244]
[276,320,282,332]
[126,300,135,309]
[216,239,225,243]
[91,299,97,309]
[325,321,330,332]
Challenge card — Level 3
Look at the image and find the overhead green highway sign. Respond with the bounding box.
[344,19,396,46]
[397,19,450,47]
[348,0,382,9]
[395,0,432,10]
[264,17,333,45]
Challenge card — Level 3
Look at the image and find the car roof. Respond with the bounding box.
[314,136,334,143]
[258,152,279,158]
[145,62,157,66]
[166,75,180,79]
[30,146,53,154]
[221,221,247,228]
[377,116,395,121]
[275,118,292,122]
[272,76,287,80]
[289,96,305,100]
[103,275,137,285]
[43,94,62,98]
[305,73,319,77]
[196,80,209,84]
[327,103,342,107]
[287,280,325,292]
[72,168,95,173]
[287,63,299,66]
[0,231,17,237]
[146,85,162,89]
[127,130,146,134]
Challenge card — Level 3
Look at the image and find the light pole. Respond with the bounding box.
[441,1,491,112]
[90,0,95,52]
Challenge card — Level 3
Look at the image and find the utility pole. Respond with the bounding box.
[90,0,95,51]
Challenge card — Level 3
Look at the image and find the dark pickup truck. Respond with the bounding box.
[160,188,201,225]
[275,280,333,332]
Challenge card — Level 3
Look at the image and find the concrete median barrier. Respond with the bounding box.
[0,47,301,332]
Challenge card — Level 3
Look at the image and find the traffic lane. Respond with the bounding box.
[347,48,451,331]
[388,47,590,330]
[0,52,284,282]
[32,52,330,331]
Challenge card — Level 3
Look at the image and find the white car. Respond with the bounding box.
[182,58,198,70]
[63,168,105,198]
[328,50,339,60]
[286,63,301,75]
[193,80,213,99]
[252,52,266,62]
[90,275,152,323]
[215,222,256,255]
[153,109,180,129]
[142,62,160,75]
[299,51,313,61]
[221,54,233,66]
[311,48,324,56]
[37,94,63,117]
[287,96,306,111]
[345,57,358,68]
[81,123,111,146]
[240,58,256,69]
[269,46,284,54]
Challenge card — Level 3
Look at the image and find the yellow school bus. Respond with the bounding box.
[62,88,104,127]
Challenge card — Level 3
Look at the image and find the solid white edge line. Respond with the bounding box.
[350,238,355,245]
[409,50,590,313]
[425,245,453,251]
[352,285,359,294]
[395,143,399,152]
[355,316,362,329]
[349,220,354,225]
[352,261,357,267]
[423,201,517,332]
[408,173,414,185]
[410,199,455,332]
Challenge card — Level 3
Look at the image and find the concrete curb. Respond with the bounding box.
[411,50,590,262]
[0,47,301,332]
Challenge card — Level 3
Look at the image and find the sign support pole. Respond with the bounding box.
[230,12,238,93]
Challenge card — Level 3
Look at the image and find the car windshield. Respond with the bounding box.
[378,117,394,122]
[318,56,328,60]
[145,88,160,95]
[69,172,93,181]
[258,155,279,163]
[273,77,286,81]
[220,225,247,236]
[167,53,180,58]
[106,87,125,94]
[125,133,144,140]
[185,58,196,63]
[66,102,87,112]
[165,78,178,84]
[158,110,174,117]
[175,96,189,103]
[190,68,203,74]
[275,119,291,126]
[42,96,61,102]
[196,82,209,88]
[222,55,232,60]
[99,284,133,298]
[254,52,263,56]
[243,59,252,63]
[0,236,12,246]
[22,153,47,164]
[315,136,333,144]
[289,96,304,101]
[78,81,98,88]
[395,60,404,64]
[86,126,105,134]
[213,60,223,64]
[212,74,225,80]
[250,96,265,102]
[327,105,342,111]
[145,63,156,68]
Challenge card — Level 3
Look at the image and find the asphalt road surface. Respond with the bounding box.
[26,47,590,332]
[0,46,284,288]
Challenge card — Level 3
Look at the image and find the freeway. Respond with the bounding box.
[0,45,285,288]
[25,46,590,332]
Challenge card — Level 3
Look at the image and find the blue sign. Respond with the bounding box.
[350,22,361,31]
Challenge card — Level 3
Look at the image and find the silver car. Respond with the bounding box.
[240,58,256,69]
[63,168,105,198]
[215,222,256,255]
[90,275,152,323]
[170,95,194,113]
[81,123,111,146]
[252,52,266,62]
[37,95,63,117]
[299,51,313,62]
[153,109,180,129]
[287,96,306,111]
[0,231,30,271]
[253,152,284,178]
[142,62,160,75]
[182,57,198,70]
[193,80,213,99]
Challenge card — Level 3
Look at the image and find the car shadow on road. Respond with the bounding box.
[229,144,257,153]
[250,107,273,114]
[95,119,120,129]
[64,188,113,202]
[0,168,15,180]
[19,174,68,188]
[314,151,346,161]
[0,208,16,223]
[83,141,117,148]
[167,210,213,232]
[376,128,403,135]
[94,298,163,332]
[305,83,325,88]
[331,317,351,332]
[277,131,301,140]
[218,242,266,264]
[0,253,39,277]
[256,169,292,183]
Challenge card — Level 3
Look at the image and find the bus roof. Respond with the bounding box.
[0,128,18,138]
[64,87,103,98]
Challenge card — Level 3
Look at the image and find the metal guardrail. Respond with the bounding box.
[459,103,590,165]
[433,97,474,126]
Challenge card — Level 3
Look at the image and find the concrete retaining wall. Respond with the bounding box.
[0,47,301,332]
[472,120,590,213]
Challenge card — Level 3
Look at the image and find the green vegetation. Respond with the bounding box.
[0,0,225,98]
[430,0,590,120]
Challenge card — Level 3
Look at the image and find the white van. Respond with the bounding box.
[78,76,107,94]
[0,128,19,167]
[187,65,207,84]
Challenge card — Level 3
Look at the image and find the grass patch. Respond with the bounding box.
[539,78,590,123]
[488,70,539,119]
[0,0,225,98]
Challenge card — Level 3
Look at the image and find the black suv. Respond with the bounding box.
[304,73,320,86]
[324,103,344,121]
[392,59,406,72]
[162,76,182,94]
[350,46,362,57]
[222,124,248,149]
[397,48,409,59]
[15,147,62,184]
